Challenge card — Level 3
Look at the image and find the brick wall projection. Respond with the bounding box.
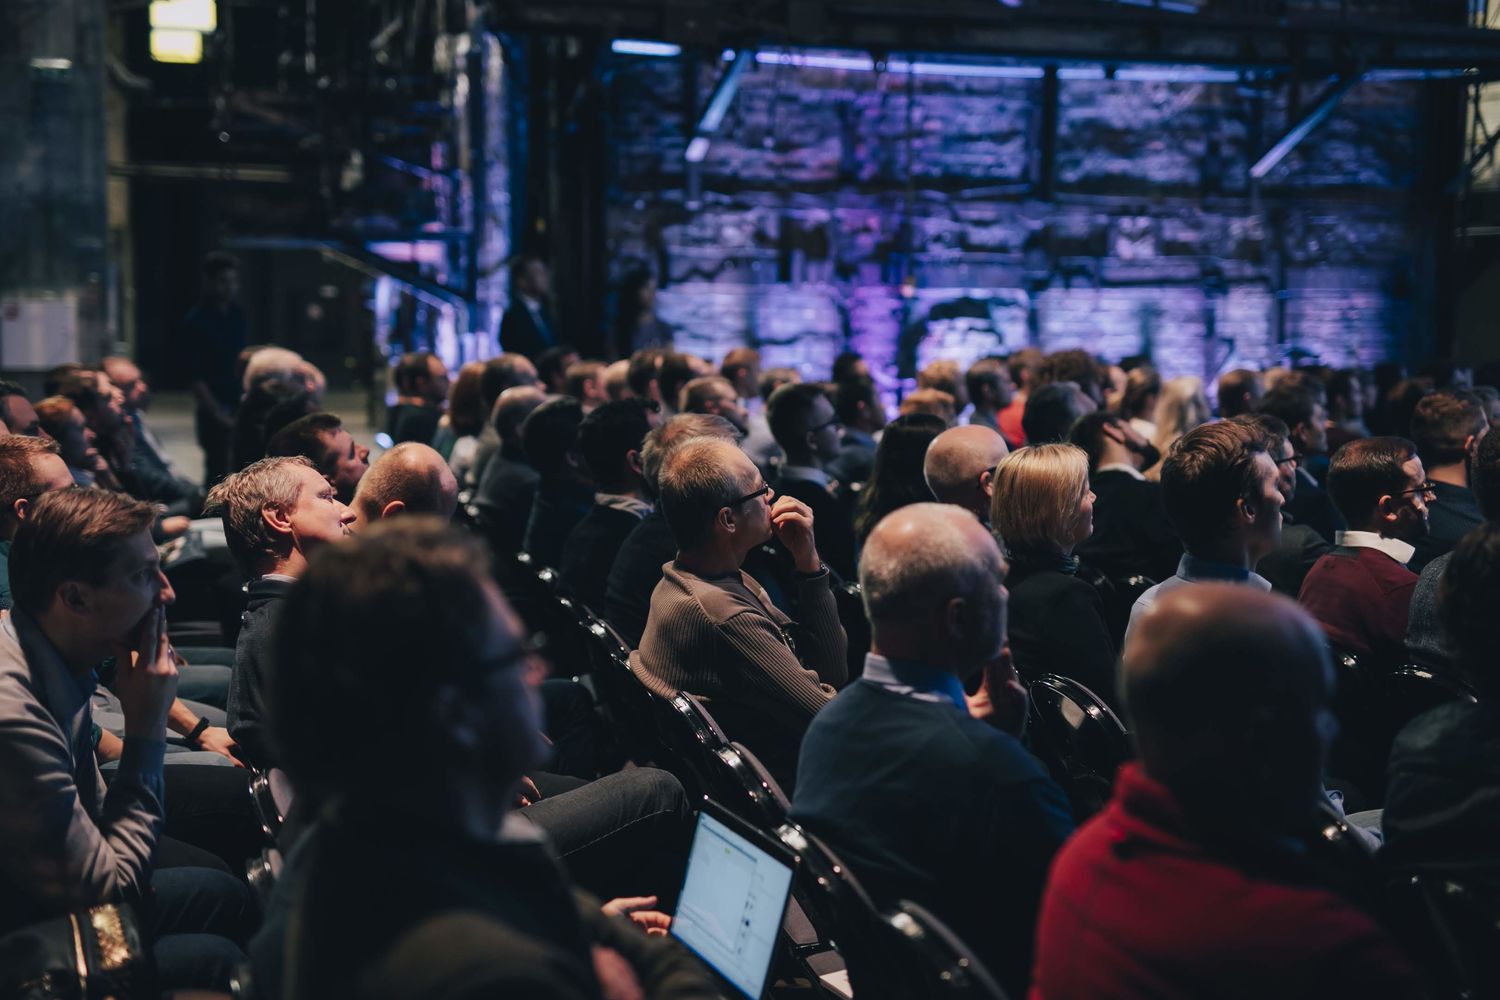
[603,52,1425,388]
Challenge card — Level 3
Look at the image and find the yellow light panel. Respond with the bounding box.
[150,29,204,64]
[149,0,217,33]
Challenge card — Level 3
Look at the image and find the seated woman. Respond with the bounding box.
[990,443,1118,705]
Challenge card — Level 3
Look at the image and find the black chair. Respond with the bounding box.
[245,847,284,906]
[835,581,871,680]
[1386,874,1500,999]
[576,609,665,766]
[1076,563,1155,650]
[876,900,1010,999]
[1026,673,1132,820]
[1383,666,1478,730]
[249,767,295,845]
[774,822,888,998]
[652,693,730,805]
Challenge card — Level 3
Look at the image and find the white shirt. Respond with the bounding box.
[1096,463,1146,481]
[1334,530,1416,567]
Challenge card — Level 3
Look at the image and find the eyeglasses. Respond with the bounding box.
[726,483,772,508]
[1275,453,1302,468]
[1399,481,1438,499]
[809,416,841,434]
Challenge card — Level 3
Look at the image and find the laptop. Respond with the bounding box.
[671,800,796,1000]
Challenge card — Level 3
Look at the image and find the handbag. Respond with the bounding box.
[0,903,154,999]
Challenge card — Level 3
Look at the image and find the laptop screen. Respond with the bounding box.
[671,807,795,1000]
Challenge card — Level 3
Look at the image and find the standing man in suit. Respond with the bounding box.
[499,255,557,360]
[768,383,857,581]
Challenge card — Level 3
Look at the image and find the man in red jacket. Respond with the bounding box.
[1297,436,1430,665]
[1029,584,1424,1000]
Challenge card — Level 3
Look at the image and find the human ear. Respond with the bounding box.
[625,449,643,475]
[261,502,294,538]
[380,500,406,520]
[60,582,89,616]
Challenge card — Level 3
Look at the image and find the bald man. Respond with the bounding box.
[1030,585,1424,1000]
[792,503,1071,996]
[923,424,1009,522]
[350,443,459,530]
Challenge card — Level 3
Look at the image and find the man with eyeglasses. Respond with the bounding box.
[635,437,847,789]
[1231,413,1334,599]
[923,424,1009,524]
[767,381,858,581]
[1297,436,1431,668]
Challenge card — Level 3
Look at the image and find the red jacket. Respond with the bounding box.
[1029,764,1424,1000]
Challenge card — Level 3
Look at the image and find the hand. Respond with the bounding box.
[1102,417,1148,453]
[602,896,671,935]
[112,607,178,741]
[768,495,820,573]
[514,775,543,808]
[196,726,245,767]
[591,945,646,1000]
[966,648,1029,738]
[159,516,191,538]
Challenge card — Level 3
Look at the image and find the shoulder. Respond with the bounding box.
[367,912,594,1000]
[657,565,769,628]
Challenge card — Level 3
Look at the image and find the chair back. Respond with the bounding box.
[1386,874,1500,998]
[576,610,664,764]
[249,768,295,844]
[1383,666,1478,729]
[1026,673,1132,820]
[835,581,871,680]
[775,823,890,996]
[876,900,1011,999]
[1076,563,1155,650]
[246,847,284,906]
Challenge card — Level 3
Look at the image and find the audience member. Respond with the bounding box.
[36,396,111,488]
[565,359,609,413]
[828,375,886,488]
[678,375,749,434]
[386,351,449,446]
[852,412,946,548]
[998,348,1043,448]
[613,266,672,353]
[0,436,73,610]
[791,503,1072,996]
[537,345,580,397]
[519,397,593,569]
[1231,413,1333,599]
[1407,388,1488,571]
[1040,349,1105,406]
[917,359,969,415]
[1069,412,1179,582]
[740,365,800,474]
[1030,584,1425,999]
[1258,382,1343,542]
[1127,420,1282,640]
[500,254,557,359]
[1145,376,1210,479]
[0,381,44,438]
[0,489,254,989]
[185,251,248,485]
[206,456,356,768]
[1326,368,1370,451]
[1406,427,1500,669]
[831,350,869,385]
[1383,521,1500,890]
[719,347,761,411]
[433,360,487,477]
[634,438,847,785]
[605,414,740,647]
[897,386,956,426]
[922,424,1008,523]
[991,444,1116,701]
[1216,367,1263,418]
[655,352,698,420]
[468,352,542,486]
[965,357,1014,433]
[265,412,371,505]
[252,518,714,998]
[768,382,857,581]
[471,385,546,555]
[602,358,632,401]
[559,400,654,611]
[1022,381,1095,445]
[230,370,311,474]
[103,356,204,514]
[1121,365,1161,441]
[1298,437,1429,664]
[350,443,459,530]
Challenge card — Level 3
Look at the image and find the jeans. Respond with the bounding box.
[540,677,598,779]
[143,836,257,991]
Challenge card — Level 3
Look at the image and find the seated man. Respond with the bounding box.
[965,357,1013,433]
[1384,522,1500,890]
[791,503,1073,996]
[1070,411,1180,582]
[249,519,714,999]
[1022,380,1096,445]
[35,395,110,488]
[768,382,857,580]
[1257,381,1343,543]
[1030,584,1424,999]
[634,438,847,785]
[385,351,449,446]
[678,374,749,435]
[206,456,356,768]
[0,381,44,437]
[559,400,654,611]
[266,412,371,505]
[1230,413,1333,599]
[1408,388,1488,571]
[1298,437,1429,663]
[922,424,1009,524]
[349,442,458,530]
[827,375,886,488]
[0,489,253,989]
[102,356,204,514]
[520,397,595,568]
[472,385,546,556]
[0,435,75,611]
[605,414,739,647]
[1126,420,1282,643]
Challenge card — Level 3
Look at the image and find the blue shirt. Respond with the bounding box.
[1126,552,1273,645]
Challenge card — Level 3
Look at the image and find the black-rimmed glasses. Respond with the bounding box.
[727,483,772,508]
[1399,481,1438,499]
[809,416,841,434]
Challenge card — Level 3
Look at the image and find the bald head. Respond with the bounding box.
[923,425,1010,519]
[492,385,546,445]
[1123,584,1332,829]
[860,502,1007,677]
[352,443,459,530]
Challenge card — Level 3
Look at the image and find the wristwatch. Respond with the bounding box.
[186,716,211,746]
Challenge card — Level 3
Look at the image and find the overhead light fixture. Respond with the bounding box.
[684,49,754,164]
[149,0,216,64]
[150,29,204,64]
[611,39,682,58]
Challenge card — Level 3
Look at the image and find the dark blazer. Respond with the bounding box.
[1258,519,1333,599]
[1410,480,1483,573]
[1005,549,1119,706]
[500,303,555,360]
[473,445,541,558]
[1076,469,1181,582]
[772,471,857,582]
[558,504,646,614]
[605,510,677,649]
[227,576,295,769]
[1284,469,1345,544]
[523,480,596,570]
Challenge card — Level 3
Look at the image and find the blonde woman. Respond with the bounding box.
[1145,376,1211,480]
[990,443,1117,703]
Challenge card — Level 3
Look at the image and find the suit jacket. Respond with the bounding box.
[227,576,295,770]
[1284,470,1345,544]
[772,470,857,582]
[558,504,645,614]
[500,303,555,360]
[1257,519,1333,599]
[1075,469,1181,583]
[473,445,541,558]
[387,402,442,447]
[523,480,596,571]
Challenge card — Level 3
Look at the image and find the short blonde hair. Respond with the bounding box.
[205,455,317,573]
[990,443,1090,553]
[899,388,956,426]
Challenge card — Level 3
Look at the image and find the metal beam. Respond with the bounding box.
[223,237,472,312]
[685,48,753,163]
[1249,74,1360,180]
